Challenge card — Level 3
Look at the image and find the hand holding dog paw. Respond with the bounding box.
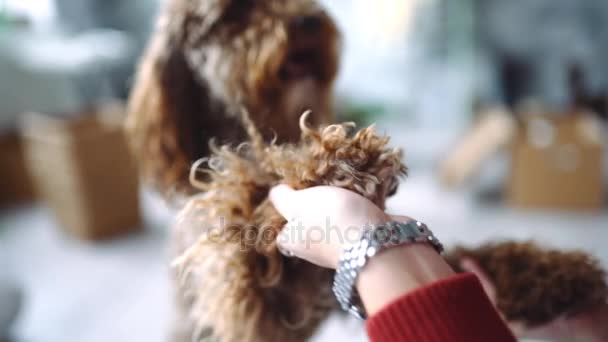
[269,184,390,269]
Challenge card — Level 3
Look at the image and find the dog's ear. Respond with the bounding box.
[126,1,249,197]
[126,9,212,197]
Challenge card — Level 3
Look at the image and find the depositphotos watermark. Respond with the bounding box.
[195,217,403,251]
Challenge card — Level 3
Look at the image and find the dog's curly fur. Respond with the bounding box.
[444,241,608,327]
[171,113,406,341]
[126,0,340,196]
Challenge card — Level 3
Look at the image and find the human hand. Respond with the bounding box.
[269,184,390,269]
[270,185,456,315]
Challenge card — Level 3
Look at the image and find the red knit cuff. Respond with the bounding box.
[365,273,516,342]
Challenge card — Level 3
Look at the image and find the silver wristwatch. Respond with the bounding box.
[332,220,443,320]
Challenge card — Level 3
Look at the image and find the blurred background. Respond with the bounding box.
[0,0,606,341]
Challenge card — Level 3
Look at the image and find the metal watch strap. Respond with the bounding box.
[332,220,444,320]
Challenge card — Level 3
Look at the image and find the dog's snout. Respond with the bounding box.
[292,15,322,33]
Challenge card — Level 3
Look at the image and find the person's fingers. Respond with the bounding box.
[276,223,291,247]
[270,185,303,256]
[276,224,296,257]
[269,184,297,219]
[388,214,413,223]
[276,223,306,259]
[460,257,497,304]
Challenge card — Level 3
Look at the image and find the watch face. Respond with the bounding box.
[371,221,418,246]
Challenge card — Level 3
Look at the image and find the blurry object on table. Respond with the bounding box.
[441,17,607,209]
[569,63,608,120]
[475,0,608,118]
[439,106,515,188]
[0,26,136,208]
[439,106,605,210]
[497,55,534,111]
[508,112,604,210]
[0,131,35,207]
[9,29,136,104]
[0,27,136,142]
[19,102,141,240]
[2,0,159,96]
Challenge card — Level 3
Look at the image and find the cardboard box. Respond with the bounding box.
[20,104,142,240]
[508,113,605,210]
[0,131,36,206]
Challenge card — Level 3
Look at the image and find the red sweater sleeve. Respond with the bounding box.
[365,273,516,342]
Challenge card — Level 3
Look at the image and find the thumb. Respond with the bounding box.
[276,223,297,257]
[269,184,298,219]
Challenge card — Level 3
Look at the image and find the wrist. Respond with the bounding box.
[356,243,454,316]
[332,219,447,319]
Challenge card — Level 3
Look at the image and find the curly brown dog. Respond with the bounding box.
[445,241,608,327]
[126,0,340,196]
[171,113,405,341]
